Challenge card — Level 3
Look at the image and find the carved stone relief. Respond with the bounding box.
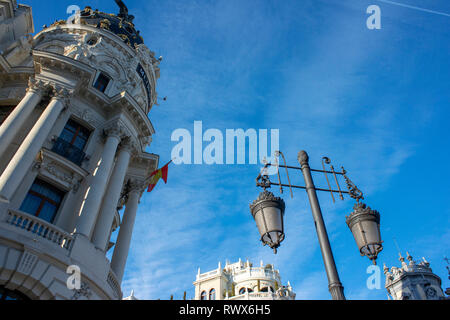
[71,282,92,300]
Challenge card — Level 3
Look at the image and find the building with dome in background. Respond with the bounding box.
[0,0,160,299]
[194,259,296,300]
[384,252,447,300]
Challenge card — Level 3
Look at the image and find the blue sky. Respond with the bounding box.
[23,0,450,299]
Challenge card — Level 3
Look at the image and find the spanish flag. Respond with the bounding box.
[147,161,171,192]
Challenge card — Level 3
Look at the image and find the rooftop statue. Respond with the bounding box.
[115,0,135,23]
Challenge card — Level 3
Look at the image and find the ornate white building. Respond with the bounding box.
[0,1,160,299]
[193,259,296,300]
[384,252,446,300]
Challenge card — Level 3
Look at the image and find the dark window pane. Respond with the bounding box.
[65,119,78,133]
[94,73,110,93]
[73,136,87,150]
[53,119,90,165]
[0,105,15,125]
[19,193,41,215]
[31,181,62,203]
[20,179,65,224]
[59,130,74,143]
[39,202,58,223]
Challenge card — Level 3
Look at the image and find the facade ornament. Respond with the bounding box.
[399,253,408,270]
[103,124,125,140]
[44,162,75,184]
[119,136,138,155]
[123,179,147,203]
[127,179,146,194]
[33,156,83,193]
[103,120,134,142]
[50,84,73,109]
[26,77,48,95]
[71,282,92,300]
[421,257,430,268]
[80,109,95,124]
[140,135,152,148]
[99,19,111,30]
[69,104,100,128]
[406,252,415,266]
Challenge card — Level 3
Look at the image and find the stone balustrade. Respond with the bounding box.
[4,209,74,250]
[106,269,122,299]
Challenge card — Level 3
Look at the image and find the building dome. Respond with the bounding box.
[194,259,296,300]
[78,5,144,49]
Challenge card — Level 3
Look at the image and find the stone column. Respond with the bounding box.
[111,181,143,283]
[91,140,133,251]
[75,127,122,239]
[0,78,46,156]
[0,86,70,203]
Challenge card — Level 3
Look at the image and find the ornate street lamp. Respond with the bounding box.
[250,190,285,253]
[250,150,383,300]
[346,202,382,265]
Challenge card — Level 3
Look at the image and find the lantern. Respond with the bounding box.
[250,191,285,253]
[346,202,383,264]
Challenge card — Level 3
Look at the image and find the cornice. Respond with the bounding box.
[34,24,137,62]
[32,50,155,139]
[0,55,35,75]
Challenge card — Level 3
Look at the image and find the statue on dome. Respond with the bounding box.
[114,0,135,23]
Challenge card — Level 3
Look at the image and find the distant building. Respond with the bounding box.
[193,259,295,300]
[0,0,160,299]
[384,252,446,300]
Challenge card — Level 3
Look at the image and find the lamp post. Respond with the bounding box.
[249,150,383,300]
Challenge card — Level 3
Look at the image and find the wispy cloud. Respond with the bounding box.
[115,0,450,300]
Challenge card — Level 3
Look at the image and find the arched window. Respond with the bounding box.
[239,287,246,295]
[209,288,216,300]
[247,288,254,293]
[261,287,269,292]
[200,291,207,300]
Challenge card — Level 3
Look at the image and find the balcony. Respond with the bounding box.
[3,209,74,250]
[51,137,86,166]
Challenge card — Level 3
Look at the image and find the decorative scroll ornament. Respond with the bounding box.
[342,167,364,202]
